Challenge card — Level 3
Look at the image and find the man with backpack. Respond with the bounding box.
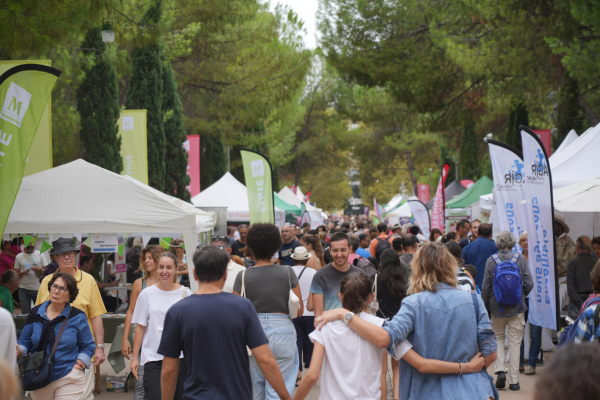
[481,231,533,392]
[369,223,391,260]
[399,233,417,280]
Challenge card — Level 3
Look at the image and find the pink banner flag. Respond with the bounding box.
[184,135,200,196]
[431,163,450,231]
[417,183,430,203]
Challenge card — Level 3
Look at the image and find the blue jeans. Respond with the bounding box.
[520,297,542,367]
[18,288,38,314]
[249,314,298,400]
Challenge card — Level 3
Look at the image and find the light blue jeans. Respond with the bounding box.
[249,313,298,400]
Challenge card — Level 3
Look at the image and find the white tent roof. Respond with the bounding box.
[192,172,250,221]
[551,129,578,159]
[192,172,284,222]
[278,186,302,208]
[5,159,216,234]
[550,123,600,189]
[554,176,600,212]
[384,194,404,212]
[386,202,411,217]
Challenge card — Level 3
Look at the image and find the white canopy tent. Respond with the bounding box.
[550,123,600,189]
[551,129,578,159]
[553,177,600,240]
[384,194,404,213]
[5,159,217,293]
[192,172,285,225]
[386,202,411,225]
[278,186,302,208]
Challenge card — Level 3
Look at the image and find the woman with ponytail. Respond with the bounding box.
[300,234,325,271]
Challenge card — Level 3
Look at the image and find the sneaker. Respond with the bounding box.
[525,365,536,375]
[519,365,524,372]
[495,372,506,389]
[509,383,520,391]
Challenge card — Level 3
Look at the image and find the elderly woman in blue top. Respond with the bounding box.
[315,242,498,400]
[17,272,95,400]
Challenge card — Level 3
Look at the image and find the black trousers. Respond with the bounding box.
[143,358,187,400]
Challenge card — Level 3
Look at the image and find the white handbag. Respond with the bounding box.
[368,274,380,316]
[287,267,300,319]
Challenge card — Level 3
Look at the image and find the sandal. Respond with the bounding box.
[295,377,302,387]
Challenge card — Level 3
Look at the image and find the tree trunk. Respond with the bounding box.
[403,149,418,196]
[295,102,315,187]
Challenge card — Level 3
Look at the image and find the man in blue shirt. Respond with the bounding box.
[356,234,372,259]
[279,225,300,266]
[463,223,498,289]
[158,246,291,400]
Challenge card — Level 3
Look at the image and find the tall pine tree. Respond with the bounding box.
[200,133,226,188]
[161,49,190,201]
[556,73,585,149]
[505,101,528,152]
[125,1,165,190]
[76,28,122,173]
[459,119,480,180]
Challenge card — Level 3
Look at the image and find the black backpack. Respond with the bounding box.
[375,236,392,261]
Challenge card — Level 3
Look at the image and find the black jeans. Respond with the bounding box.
[143,358,187,400]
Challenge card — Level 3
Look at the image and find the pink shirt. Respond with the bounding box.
[348,253,361,265]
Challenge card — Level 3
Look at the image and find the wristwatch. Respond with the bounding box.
[96,344,105,350]
[344,312,355,325]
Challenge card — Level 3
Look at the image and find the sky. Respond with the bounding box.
[270,0,319,49]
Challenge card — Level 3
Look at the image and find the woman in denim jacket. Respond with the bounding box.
[316,242,498,400]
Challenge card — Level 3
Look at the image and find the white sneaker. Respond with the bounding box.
[525,365,535,375]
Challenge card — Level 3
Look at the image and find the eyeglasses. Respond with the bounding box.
[57,252,76,259]
[50,284,68,294]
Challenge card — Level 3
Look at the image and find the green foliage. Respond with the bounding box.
[505,102,529,152]
[556,73,585,147]
[76,28,122,173]
[459,120,480,181]
[125,1,165,190]
[199,133,226,189]
[161,50,190,201]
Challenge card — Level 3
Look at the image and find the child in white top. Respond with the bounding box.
[294,272,486,400]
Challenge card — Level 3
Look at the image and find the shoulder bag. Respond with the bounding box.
[368,274,380,316]
[18,307,72,391]
[287,267,300,319]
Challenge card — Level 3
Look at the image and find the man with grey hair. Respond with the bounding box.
[481,230,533,391]
[211,236,246,293]
[567,235,597,320]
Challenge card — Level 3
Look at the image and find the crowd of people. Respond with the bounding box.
[2,213,600,400]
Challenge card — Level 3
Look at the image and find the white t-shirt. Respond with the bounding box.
[132,285,193,364]
[309,312,413,400]
[15,251,47,291]
[223,260,246,293]
[0,307,17,367]
[292,265,316,317]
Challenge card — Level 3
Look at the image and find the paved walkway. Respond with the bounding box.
[17,343,551,399]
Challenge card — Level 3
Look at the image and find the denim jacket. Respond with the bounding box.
[18,302,95,383]
[384,283,497,400]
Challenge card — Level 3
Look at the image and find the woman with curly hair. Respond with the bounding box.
[121,244,165,400]
[233,223,304,399]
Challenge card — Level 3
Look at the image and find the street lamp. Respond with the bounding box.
[101,23,115,42]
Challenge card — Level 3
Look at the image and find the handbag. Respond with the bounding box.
[368,274,380,316]
[240,269,254,357]
[287,267,300,319]
[470,293,500,400]
[18,309,72,391]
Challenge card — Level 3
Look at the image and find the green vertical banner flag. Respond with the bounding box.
[0,61,53,177]
[0,65,61,237]
[119,110,148,184]
[241,149,274,224]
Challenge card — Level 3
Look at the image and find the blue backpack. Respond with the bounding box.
[491,253,522,313]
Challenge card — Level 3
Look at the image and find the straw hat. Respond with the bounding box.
[291,246,312,260]
[554,215,570,234]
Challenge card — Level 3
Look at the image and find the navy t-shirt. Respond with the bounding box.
[279,239,300,266]
[157,292,268,400]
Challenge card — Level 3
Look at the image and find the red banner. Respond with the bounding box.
[431,163,450,231]
[184,135,200,196]
[532,129,552,157]
[417,183,430,203]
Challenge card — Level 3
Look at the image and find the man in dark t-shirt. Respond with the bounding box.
[230,224,248,257]
[279,225,300,266]
[158,246,291,400]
